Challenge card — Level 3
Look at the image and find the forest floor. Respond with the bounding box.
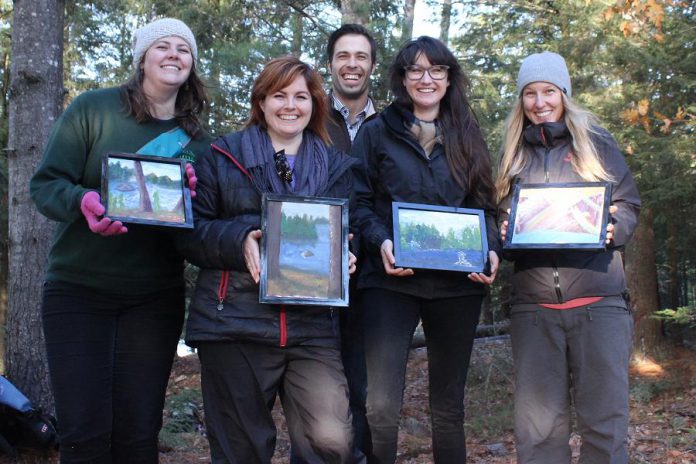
[7,338,695,463]
[156,338,696,464]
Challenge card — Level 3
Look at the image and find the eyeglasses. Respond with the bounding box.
[273,150,293,183]
[404,65,450,81]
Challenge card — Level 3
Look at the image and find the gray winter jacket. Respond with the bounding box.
[498,122,641,305]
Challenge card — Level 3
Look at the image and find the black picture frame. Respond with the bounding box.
[259,193,349,307]
[504,181,612,250]
[101,152,193,229]
[392,202,488,273]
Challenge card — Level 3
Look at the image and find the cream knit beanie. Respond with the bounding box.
[516,51,571,97]
[132,18,198,67]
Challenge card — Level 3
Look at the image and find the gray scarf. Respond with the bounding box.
[241,125,330,196]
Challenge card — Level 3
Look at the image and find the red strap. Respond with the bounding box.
[211,143,252,181]
[279,305,287,347]
[217,270,230,310]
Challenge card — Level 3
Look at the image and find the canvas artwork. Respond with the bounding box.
[260,194,348,306]
[392,202,488,273]
[102,153,192,228]
[505,182,612,250]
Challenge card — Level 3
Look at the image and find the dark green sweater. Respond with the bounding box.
[30,87,212,294]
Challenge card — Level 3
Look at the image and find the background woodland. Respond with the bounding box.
[0,0,693,421]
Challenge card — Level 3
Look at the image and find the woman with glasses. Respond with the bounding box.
[350,36,500,463]
[177,56,362,463]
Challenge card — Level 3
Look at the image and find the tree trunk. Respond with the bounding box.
[341,0,369,25]
[291,11,303,57]
[401,0,416,43]
[7,0,65,412]
[666,215,680,308]
[133,160,153,212]
[624,208,663,357]
[440,0,452,45]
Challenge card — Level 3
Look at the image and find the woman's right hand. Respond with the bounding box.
[80,191,128,236]
[244,229,263,283]
[499,208,511,242]
[380,239,414,277]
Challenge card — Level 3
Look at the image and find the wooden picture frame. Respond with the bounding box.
[101,152,193,229]
[260,193,349,307]
[504,181,612,250]
[392,202,488,273]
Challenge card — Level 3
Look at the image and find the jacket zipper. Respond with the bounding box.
[279,305,287,347]
[217,270,230,311]
[542,126,561,302]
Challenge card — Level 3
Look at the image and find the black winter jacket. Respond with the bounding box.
[498,122,641,305]
[351,103,500,299]
[179,131,355,348]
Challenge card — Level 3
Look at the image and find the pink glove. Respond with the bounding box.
[80,191,128,236]
[185,163,197,198]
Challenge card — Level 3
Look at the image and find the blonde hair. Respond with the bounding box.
[495,93,613,203]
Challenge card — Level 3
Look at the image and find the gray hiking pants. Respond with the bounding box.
[510,296,633,464]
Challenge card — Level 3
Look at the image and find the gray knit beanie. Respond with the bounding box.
[516,51,571,97]
[132,18,198,67]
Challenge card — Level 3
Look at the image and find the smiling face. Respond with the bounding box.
[403,53,450,120]
[141,36,193,93]
[522,82,565,124]
[259,75,313,147]
[329,34,374,102]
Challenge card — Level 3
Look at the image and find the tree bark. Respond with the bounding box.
[341,0,369,25]
[624,208,663,357]
[401,0,416,43]
[440,0,452,45]
[7,0,65,412]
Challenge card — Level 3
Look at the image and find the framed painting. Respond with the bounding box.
[101,152,193,228]
[504,181,612,250]
[392,202,488,273]
[260,193,349,307]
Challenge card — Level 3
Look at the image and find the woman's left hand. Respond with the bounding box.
[468,250,499,285]
[185,163,197,198]
[347,233,357,275]
[606,205,618,245]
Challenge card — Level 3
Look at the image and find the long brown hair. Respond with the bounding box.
[120,64,208,139]
[389,36,495,209]
[246,56,330,145]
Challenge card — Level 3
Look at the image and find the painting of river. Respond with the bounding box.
[394,205,487,273]
[105,156,187,224]
[266,201,341,300]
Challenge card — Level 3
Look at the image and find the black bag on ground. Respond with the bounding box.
[0,376,58,455]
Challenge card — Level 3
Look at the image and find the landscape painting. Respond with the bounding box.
[102,153,192,228]
[392,202,488,273]
[506,182,611,250]
[260,194,348,306]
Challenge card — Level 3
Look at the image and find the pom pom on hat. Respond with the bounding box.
[132,18,197,67]
[516,51,571,97]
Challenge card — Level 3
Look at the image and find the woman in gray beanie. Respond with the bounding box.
[30,17,210,463]
[495,51,640,463]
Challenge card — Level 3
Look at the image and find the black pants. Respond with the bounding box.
[198,341,361,464]
[361,288,482,464]
[42,281,184,464]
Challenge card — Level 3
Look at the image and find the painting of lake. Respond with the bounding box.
[396,208,485,272]
[106,157,186,224]
[266,202,339,299]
